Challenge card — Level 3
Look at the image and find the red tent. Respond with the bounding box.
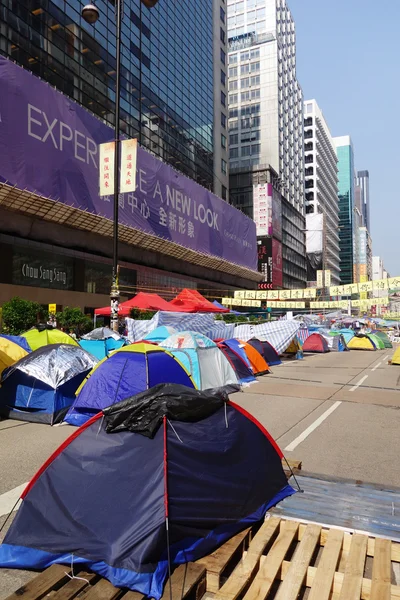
[302,333,330,353]
[169,289,228,313]
[94,293,181,316]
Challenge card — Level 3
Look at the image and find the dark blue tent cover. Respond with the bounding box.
[0,384,294,599]
[0,334,31,353]
[217,342,256,384]
[0,345,97,425]
[64,344,195,427]
[251,339,281,366]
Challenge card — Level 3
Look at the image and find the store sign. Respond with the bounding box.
[272,239,283,288]
[257,237,273,283]
[12,250,73,290]
[0,57,256,271]
[253,184,271,236]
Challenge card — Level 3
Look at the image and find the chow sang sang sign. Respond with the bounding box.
[0,57,257,271]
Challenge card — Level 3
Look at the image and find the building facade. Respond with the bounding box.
[0,1,260,311]
[303,100,340,285]
[356,170,370,232]
[333,135,355,285]
[227,0,306,288]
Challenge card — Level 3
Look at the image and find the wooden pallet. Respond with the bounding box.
[6,515,400,600]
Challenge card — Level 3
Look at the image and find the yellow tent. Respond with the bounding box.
[284,337,302,355]
[347,336,376,351]
[0,338,28,376]
[21,328,79,351]
[391,346,400,365]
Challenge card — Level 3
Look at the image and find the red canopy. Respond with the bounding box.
[94,292,181,316]
[169,289,229,313]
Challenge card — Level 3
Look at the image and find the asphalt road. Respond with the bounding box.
[0,346,399,597]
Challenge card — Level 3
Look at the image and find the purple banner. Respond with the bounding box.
[0,57,257,270]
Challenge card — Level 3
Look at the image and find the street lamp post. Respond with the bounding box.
[82,1,122,332]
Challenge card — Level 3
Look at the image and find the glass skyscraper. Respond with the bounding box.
[0,0,228,195]
[334,135,354,285]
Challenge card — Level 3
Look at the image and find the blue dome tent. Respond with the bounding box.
[64,343,195,427]
[0,345,97,425]
[0,334,31,353]
[79,327,126,360]
[143,326,177,343]
[0,384,294,599]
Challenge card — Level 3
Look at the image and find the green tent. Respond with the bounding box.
[373,331,392,349]
[367,333,385,350]
[22,328,79,351]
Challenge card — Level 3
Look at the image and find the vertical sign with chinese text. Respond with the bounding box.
[99,142,115,196]
[120,139,138,194]
[316,270,324,288]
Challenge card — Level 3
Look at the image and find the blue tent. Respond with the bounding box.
[248,338,282,366]
[0,345,97,425]
[223,338,253,370]
[0,334,31,353]
[0,384,294,599]
[64,344,195,427]
[143,326,177,343]
[217,342,256,384]
[213,300,242,315]
[79,338,125,360]
[330,328,354,345]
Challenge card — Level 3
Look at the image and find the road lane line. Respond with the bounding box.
[349,375,368,392]
[384,354,391,361]
[284,401,342,452]
[0,482,28,518]
[371,361,382,372]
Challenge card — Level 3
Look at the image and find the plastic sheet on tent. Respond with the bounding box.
[234,320,301,355]
[81,327,123,341]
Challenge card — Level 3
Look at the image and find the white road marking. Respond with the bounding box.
[349,375,368,392]
[284,401,342,452]
[371,361,382,372]
[384,354,391,361]
[0,482,28,518]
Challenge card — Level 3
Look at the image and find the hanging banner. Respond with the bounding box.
[120,139,138,194]
[99,142,115,196]
[325,270,331,288]
[304,288,317,298]
[316,270,324,288]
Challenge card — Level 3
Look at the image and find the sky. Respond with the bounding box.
[290,0,399,275]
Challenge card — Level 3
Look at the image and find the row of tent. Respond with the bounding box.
[300,328,393,353]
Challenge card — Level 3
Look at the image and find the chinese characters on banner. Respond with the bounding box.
[325,270,331,288]
[316,270,324,288]
[99,140,138,196]
[120,139,138,194]
[99,142,115,196]
[253,184,271,236]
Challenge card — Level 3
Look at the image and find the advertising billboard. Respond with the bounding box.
[257,237,273,283]
[272,239,283,288]
[0,57,257,271]
[253,183,272,237]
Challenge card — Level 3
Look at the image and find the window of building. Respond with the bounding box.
[220,48,226,65]
[241,77,250,88]
[229,53,238,64]
[221,112,227,128]
[221,69,226,85]
[221,158,227,174]
[229,118,238,130]
[229,79,238,91]
[251,75,260,86]
[221,133,227,149]
[229,133,239,144]
[220,27,226,44]
[241,145,251,156]
[250,48,260,60]
[230,147,239,158]
[221,185,227,201]
[251,143,261,154]
[229,66,238,77]
[229,93,238,104]
[240,64,250,75]
[241,130,260,142]
[220,6,225,22]
[240,50,250,61]
[221,91,226,107]
[251,61,260,72]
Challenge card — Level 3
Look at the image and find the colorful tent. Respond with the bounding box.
[217,342,256,385]
[94,293,181,316]
[283,337,303,358]
[0,334,31,353]
[247,338,282,367]
[64,344,195,426]
[373,331,392,349]
[303,333,330,353]
[238,340,270,375]
[367,333,385,350]
[0,337,28,377]
[391,346,400,365]
[161,331,239,391]
[347,335,376,351]
[0,384,294,599]
[21,327,79,351]
[169,289,228,313]
[143,326,177,343]
[79,328,126,360]
[330,329,354,345]
[0,345,97,425]
[322,333,348,352]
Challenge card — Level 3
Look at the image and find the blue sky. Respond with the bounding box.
[290,0,399,275]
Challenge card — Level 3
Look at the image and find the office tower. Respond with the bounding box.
[0,0,228,197]
[304,100,340,285]
[333,135,355,284]
[356,170,370,232]
[227,0,306,288]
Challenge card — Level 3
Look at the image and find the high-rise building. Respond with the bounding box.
[0,0,228,197]
[333,135,355,284]
[303,100,340,285]
[227,0,306,288]
[356,170,370,232]
[0,1,260,310]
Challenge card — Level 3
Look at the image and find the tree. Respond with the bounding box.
[129,308,156,320]
[1,297,44,335]
[56,307,92,336]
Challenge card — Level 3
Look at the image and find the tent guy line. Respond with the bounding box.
[284,401,342,452]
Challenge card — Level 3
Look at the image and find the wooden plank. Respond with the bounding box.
[370,537,391,600]
[197,528,250,592]
[118,593,145,600]
[338,533,368,600]
[243,519,298,599]
[5,564,71,600]
[52,572,97,599]
[214,516,281,600]
[274,523,321,600]
[159,563,206,600]
[80,579,122,600]
[308,528,343,600]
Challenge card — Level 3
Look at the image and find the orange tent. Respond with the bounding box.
[239,340,270,376]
